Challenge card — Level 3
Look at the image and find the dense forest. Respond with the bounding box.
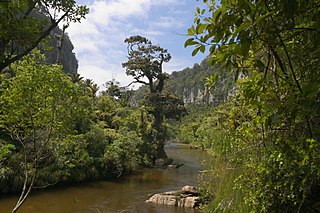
[0,2,185,212]
[1,0,320,213]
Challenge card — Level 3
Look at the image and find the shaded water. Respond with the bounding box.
[0,143,208,213]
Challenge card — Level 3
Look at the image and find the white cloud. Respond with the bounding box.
[87,0,179,26]
[66,0,202,90]
[152,16,184,29]
[68,19,100,36]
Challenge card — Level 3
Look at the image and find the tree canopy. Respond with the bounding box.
[122,35,171,93]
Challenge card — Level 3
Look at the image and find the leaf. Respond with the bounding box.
[196,7,200,14]
[213,9,222,22]
[200,45,206,53]
[209,45,216,54]
[254,59,265,71]
[205,74,221,90]
[192,47,200,56]
[187,26,196,35]
[184,38,195,48]
[231,22,251,41]
[197,23,207,34]
[241,41,251,57]
[255,12,272,25]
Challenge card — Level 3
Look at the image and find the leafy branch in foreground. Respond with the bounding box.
[185,0,320,212]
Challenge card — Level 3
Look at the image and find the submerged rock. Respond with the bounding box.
[146,185,199,208]
[154,158,184,169]
[167,163,184,169]
[154,158,173,167]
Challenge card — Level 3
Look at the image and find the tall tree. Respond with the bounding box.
[122,35,171,94]
[0,0,88,70]
[123,35,185,159]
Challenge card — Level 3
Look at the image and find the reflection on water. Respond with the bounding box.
[0,143,208,213]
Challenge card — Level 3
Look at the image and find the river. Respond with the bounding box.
[0,143,207,213]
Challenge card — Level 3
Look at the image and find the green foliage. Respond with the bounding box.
[142,92,186,121]
[102,129,145,177]
[123,35,186,159]
[0,51,91,196]
[198,159,248,213]
[0,52,156,196]
[122,35,171,94]
[103,79,122,98]
[85,124,111,158]
[54,135,95,182]
[0,0,89,70]
[0,142,15,161]
[0,140,16,193]
[1,50,82,140]
[101,79,134,107]
[93,95,122,128]
[185,0,320,212]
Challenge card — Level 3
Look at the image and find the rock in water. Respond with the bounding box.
[146,185,199,208]
[146,194,178,206]
[182,185,199,195]
[154,158,173,167]
[178,196,198,208]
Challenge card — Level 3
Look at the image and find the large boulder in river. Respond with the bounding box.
[146,193,178,206]
[146,185,199,208]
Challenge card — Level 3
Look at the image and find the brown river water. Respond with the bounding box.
[0,143,208,213]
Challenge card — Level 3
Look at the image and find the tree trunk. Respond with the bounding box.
[154,141,168,159]
[12,170,36,213]
[152,110,168,159]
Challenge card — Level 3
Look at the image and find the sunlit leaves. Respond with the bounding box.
[205,73,220,90]
[0,51,83,141]
[185,0,320,212]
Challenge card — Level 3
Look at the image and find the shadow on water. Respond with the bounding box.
[0,143,208,213]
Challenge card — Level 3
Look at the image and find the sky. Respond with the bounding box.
[66,0,207,90]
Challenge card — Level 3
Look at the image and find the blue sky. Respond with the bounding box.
[67,0,207,89]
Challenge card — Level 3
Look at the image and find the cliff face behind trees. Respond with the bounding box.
[133,57,235,106]
[43,27,78,74]
[30,11,78,74]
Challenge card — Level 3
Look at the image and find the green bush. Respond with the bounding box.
[102,129,145,177]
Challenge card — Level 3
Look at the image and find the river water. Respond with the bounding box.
[0,143,207,213]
